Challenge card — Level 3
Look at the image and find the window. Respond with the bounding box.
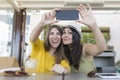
[0,10,13,56]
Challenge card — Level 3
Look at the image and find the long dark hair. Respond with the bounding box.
[44,25,66,64]
[63,26,82,70]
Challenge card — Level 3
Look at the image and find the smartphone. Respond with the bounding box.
[56,10,79,20]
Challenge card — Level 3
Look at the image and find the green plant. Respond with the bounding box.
[81,27,110,44]
[116,60,120,69]
[82,33,95,44]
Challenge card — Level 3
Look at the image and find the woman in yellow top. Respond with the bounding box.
[29,10,70,74]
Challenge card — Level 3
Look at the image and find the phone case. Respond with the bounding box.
[56,10,79,20]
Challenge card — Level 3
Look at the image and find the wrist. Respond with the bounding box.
[39,21,46,27]
[90,23,99,31]
[64,68,70,74]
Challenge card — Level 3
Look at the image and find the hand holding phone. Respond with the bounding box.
[56,10,79,20]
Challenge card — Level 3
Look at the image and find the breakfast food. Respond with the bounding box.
[4,71,29,76]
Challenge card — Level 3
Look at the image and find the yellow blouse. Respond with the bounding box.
[30,39,70,74]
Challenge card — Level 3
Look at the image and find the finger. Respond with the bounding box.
[54,8,61,18]
[52,64,58,71]
[78,4,87,18]
[49,11,54,19]
[52,10,56,18]
[53,8,61,17]
[81,4,87,12]
[53,8,61,12]
[87,3,92,11]
[41,13,47,20]
[59,68,64,74]
[78,4,87,12]
[45,12,50,18]
[57,65,65,74]
[52,64,63,74]
[55,64,61,70]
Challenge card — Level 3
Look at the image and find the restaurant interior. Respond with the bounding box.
[0,0,120,79]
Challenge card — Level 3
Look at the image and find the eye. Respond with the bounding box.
[68,31,72,34]
[49,32,54,35]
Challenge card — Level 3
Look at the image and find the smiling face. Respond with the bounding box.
[62,27,73,45]
[48,28,61,49]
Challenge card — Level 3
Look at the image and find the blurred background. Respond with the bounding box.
[0,0,120,68]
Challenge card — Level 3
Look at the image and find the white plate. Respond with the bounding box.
[0,67,21,73]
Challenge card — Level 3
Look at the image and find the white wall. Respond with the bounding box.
[94,13,120,62]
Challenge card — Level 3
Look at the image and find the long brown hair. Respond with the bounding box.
[63,25,82,70]
[44,25,66,63]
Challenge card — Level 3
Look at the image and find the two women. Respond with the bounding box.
[29,4,107,74]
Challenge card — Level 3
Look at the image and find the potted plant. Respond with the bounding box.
[115,60,120,73]
[81,27,110,44]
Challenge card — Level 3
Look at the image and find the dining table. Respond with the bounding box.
[0,73,120,80]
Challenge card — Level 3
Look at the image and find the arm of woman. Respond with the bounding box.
[30,9,59,43]
[76,4,107,56]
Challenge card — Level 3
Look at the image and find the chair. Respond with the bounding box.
[0,57,19,69]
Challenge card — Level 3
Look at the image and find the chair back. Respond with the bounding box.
[0,57,19,69]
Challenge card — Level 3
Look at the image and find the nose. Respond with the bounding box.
[62,35,68,39]
[54,35,58,38]
[54,34,60,39]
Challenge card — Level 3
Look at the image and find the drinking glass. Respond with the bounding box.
[24,59,37,75]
